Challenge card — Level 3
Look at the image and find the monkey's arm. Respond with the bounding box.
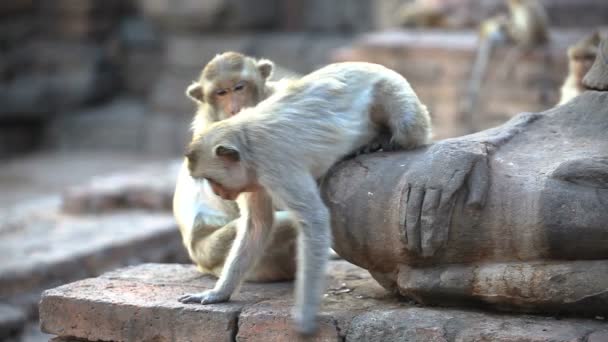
[462,34,500,124]
[178,190,276,304]
[270,171,331,335]
[403,112,542,257]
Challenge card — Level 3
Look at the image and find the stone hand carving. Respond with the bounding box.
[402,111,543,257]
[400,139,490,257]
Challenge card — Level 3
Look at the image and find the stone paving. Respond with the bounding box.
[40,262,608,342]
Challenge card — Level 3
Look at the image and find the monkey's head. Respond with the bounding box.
[568,32,601,80]
[479,15,509,42]
[185,123,256,201]
[186,52,274,120]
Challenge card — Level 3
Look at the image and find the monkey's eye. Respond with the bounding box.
[216,89,228,96]
[234,82,246,92]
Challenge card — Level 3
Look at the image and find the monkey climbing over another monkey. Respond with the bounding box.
[180,62,432,335]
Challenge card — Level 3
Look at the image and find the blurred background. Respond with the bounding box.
[0,0,606,340]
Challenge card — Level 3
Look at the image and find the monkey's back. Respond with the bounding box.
[235,62,423,177]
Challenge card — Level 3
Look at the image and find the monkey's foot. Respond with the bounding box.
[292,312,318,336]
[178,290,230,305]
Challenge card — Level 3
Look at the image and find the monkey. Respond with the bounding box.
[461,0,550,131]
[460,14,510,128]
[558,31,601,105]
[504,0,549,48]
[398,0,449,28]
[173,52,300,282]
[397,0,473,29]
[500,0,550,79]
[179,62,432,334]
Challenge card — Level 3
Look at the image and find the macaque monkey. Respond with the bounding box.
[462,0,549,128]
[173,52,298,282]
[179,62,432,334]
[398,0,449,28]
[558,31,601,105]
[397,0,470,29]
[505,0,549,48]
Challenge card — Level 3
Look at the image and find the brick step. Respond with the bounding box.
[40,262,608,341]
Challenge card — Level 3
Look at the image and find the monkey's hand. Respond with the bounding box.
[402,139,490,257]
[178,289,230,305]
[292,308,318,336]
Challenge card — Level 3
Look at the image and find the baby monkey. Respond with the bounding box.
[180,62,432,334]
[174,52,298,282]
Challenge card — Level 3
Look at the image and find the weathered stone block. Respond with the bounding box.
[347,308,607,341]
[40,264,286,342]
[139,0,280,31]
[39,262,608,342]
[322,91,608,317]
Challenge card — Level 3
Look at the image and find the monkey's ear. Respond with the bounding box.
[184,144,199,172]
[214,144,240,163]
[257,59,274,80]
[186,82,204,103]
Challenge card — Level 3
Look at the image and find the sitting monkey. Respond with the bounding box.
[558,31,601,105]
[173,52,298,282]
[180,62,432,334]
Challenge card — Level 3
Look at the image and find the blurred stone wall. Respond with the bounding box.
[0,0,134,157]
[1,0,607,158]
[0,0,378,158]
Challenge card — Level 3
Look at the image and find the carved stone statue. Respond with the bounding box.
[322,38,608,315]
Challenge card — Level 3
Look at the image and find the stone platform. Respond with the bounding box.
[40,262,608,342]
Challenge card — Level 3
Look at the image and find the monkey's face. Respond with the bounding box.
[186,53,274,122]
[209,79,260,119]
[572,54,597,79]
[185,134,254,201]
